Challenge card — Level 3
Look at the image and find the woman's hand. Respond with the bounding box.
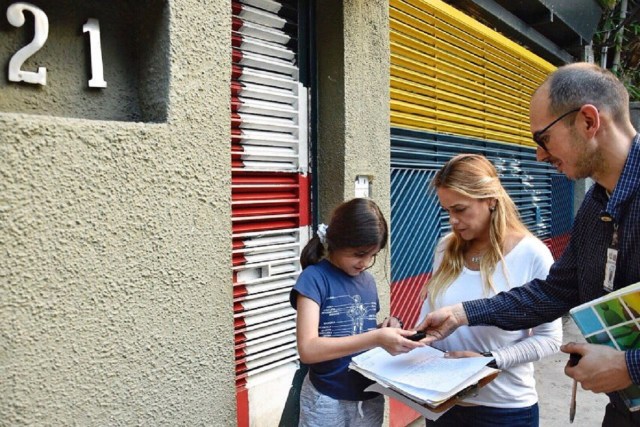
[443,350,483,359]
[377,328,425,356]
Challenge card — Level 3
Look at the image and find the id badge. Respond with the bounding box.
[603,247,618,292]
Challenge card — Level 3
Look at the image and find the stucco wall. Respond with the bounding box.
[316,0,391,312]
[1,1,235,425]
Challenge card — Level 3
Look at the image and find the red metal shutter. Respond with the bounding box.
[231,1,310,425]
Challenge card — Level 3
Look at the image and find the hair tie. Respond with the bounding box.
[317,223,328,245]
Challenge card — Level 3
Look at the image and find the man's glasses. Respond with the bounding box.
[532,107,581,151]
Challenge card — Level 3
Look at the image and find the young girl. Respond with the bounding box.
[417,154,562,427]
[290,198,422,427]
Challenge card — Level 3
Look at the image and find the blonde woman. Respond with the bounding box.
[417,154,562,427]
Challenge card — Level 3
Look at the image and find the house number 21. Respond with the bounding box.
[6,2,107,88]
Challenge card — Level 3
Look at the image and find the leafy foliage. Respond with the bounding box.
[593,0,640,101]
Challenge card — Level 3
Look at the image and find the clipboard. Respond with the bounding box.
[365,370,500,420]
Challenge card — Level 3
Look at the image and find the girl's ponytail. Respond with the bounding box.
[300,236,325,269]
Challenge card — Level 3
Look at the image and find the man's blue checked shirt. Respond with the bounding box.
[465,133,640,384]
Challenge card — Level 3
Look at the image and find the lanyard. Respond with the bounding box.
[603,223,619,292]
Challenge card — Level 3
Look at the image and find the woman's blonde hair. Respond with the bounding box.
[420,154,530,308]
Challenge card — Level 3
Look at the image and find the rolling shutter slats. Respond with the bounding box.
[232,0,308,404]
[389,0,572,339]
[390,0,555,146]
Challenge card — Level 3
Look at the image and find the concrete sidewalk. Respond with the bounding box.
[535,316,608,427]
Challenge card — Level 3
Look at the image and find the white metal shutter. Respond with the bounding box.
[231,0,310,425]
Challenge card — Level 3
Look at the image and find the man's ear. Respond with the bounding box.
[581,104,600,137]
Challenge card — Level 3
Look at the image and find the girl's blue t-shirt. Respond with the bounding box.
[290,259,380,401]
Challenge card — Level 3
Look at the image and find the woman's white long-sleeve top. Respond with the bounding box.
[417,236,563,408]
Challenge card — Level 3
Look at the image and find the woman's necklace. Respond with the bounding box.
[469,247,488,264]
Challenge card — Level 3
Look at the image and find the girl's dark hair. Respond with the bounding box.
[300,198,388,269]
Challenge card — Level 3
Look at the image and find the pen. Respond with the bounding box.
[568,353,582,423]
[570,379,577,423]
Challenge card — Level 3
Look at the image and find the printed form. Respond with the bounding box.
[352,345,493,399]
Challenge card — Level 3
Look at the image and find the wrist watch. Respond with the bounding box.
[481,351,498,369]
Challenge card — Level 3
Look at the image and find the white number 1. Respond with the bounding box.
[83,18,107,88]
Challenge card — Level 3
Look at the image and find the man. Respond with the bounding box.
[416,62,640,426]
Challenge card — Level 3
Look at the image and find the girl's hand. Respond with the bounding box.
[380,316,403,328]
[377,328,425,356]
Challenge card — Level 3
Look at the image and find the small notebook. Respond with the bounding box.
[569,281,640,412]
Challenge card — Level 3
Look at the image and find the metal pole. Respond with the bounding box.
[612,0,628,73]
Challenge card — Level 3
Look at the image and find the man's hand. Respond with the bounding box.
[561,342,632,393]
[414,303,469,345]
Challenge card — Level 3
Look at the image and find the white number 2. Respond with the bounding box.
[6,2,48,85]
[83,18,107,88]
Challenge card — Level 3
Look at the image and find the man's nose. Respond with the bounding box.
[535,146,548,162]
